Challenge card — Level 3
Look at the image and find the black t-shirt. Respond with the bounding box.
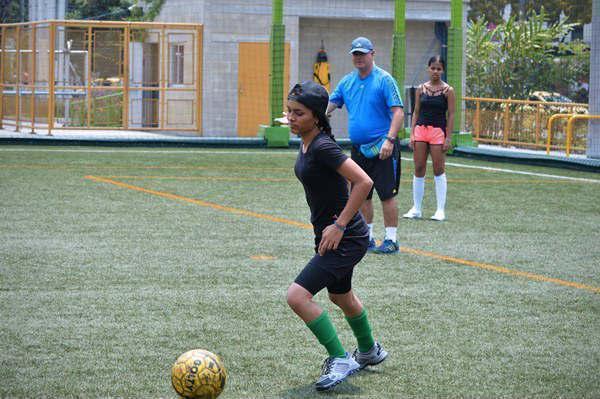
[294,132,365,237]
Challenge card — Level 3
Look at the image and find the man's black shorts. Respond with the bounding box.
[294,234,368,295]
[351,139,401,201]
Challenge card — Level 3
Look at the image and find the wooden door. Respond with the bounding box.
[237,42,290,137]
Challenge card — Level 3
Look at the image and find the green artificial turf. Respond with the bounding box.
[1,146,598,398]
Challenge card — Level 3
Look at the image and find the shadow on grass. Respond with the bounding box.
[279,379,364,398]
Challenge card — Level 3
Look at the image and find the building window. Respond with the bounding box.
[170,44,185,85]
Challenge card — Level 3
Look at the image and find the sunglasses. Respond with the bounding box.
[352,51,370,56]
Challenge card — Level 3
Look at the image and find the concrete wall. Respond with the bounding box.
[19,0,466,136]
[158,1,299,135]
[29,0,67,21]
[154,0,463,137]
[158,0,206,22]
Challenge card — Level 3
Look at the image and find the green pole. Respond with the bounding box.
[269,0,285,126]
[448,0,463,133]
[391,0,406,96]
[588,0,599,158]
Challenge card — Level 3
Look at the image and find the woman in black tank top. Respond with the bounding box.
[403,56,456,221]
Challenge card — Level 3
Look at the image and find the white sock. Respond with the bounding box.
[434,173,447,211]
[367,224,374,240]
[385,227,397,242]
[413,176,425,212]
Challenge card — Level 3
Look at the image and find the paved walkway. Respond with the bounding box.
[0,127,208,142]
[1,127,598,170]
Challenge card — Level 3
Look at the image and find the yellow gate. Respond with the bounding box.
[0,20,203,134]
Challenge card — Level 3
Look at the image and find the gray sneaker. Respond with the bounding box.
[315,352,360,391]
[352,342,388,369]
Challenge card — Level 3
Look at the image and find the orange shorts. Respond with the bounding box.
[413,125,445,145]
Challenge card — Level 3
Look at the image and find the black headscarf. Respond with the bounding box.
[287,81,333,139]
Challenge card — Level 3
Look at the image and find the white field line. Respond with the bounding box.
[0,148,297,155]
[441,160,598,184]
[1,147,598,184]
[399,157,599,184]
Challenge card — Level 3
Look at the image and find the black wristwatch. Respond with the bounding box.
[386,136,395,143]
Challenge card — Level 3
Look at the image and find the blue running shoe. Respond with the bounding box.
[373,239,399,254]
[367,238,377,252]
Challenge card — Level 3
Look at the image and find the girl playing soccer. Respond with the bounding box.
[285,81,388,391]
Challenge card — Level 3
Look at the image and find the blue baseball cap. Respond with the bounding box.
[349,37,374,54]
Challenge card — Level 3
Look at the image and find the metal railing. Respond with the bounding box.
[566,115,600,157]
[546,114,574,154]
[546,113,600,157]
[0,20,203,134]
[464,96,588,153]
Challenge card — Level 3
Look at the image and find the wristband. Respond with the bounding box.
[333,221,346,232]
[386,136,395,143]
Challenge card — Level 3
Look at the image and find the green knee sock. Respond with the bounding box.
[345,309,375,353]
[306,311,346,358]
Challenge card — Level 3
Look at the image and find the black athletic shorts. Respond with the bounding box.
[294,234,369,295]
[351,139,401,201]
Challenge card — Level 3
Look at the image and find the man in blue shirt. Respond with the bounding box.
[326,37,404,254]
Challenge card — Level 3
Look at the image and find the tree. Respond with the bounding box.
[65,0,165,22]
[466,18,497,96]
[466,9,589,101]
[468,0,593,25]
[510,0,593,25]
[127,0,165,21]
[66,0,133,20]
[468,0,505,25]
[0,0,26,23]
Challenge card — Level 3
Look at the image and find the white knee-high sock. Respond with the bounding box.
[367,224,374,240]
[413,176,425,212]
[434,173,447,211]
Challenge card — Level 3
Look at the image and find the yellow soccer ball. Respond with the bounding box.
[171,349,227,399]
